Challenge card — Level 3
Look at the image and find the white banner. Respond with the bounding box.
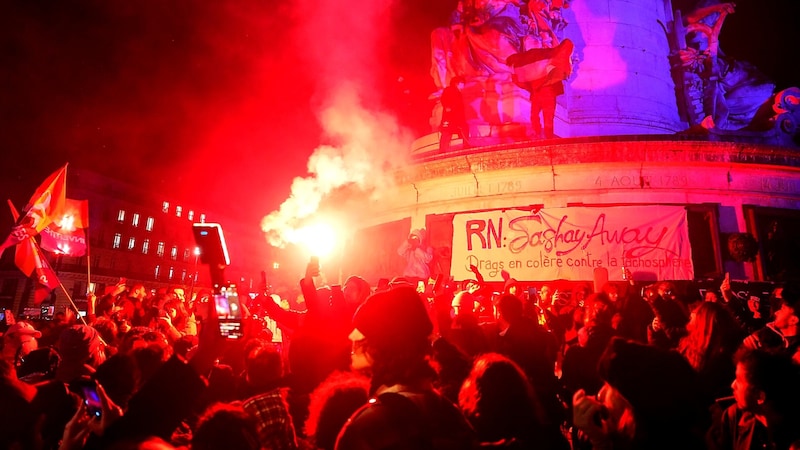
[451,206,694,282]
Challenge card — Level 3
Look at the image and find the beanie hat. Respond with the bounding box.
[353,286,433,351]
[598,337,702,426]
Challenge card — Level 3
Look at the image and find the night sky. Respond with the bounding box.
[1,0,797,230]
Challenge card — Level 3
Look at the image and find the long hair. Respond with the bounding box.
[678,302,741,372]
[458,352,545,443]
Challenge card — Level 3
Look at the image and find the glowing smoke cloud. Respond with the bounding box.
[261,0,413,248]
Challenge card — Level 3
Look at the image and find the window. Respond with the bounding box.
[168,267,175,280]
[112,233,122,249]
[127,237,136,250]
[170,246,178,260]
[181,269,187,282]
[183,248,190,262]
[188,210,194,221]
[162,201,169,213]
[157,242,165,257]
[117,210,126,223]
[199,213,206,223]
[154,265,160,279]
[146,216,154,231]
[142,239,150,254]
[176,206,182,218]
[132,213,140,227]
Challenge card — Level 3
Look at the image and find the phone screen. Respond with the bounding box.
[214,287,243,339]
[81,385,102,418]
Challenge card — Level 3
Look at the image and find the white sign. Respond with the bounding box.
[451,206,694,281]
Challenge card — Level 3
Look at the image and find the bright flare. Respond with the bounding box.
[58,214,76,232]
[289,222,337,258]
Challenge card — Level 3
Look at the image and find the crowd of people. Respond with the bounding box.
[2,253,800,449]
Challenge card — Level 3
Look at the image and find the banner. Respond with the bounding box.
[451,206,694,282]
[41,227,87,256]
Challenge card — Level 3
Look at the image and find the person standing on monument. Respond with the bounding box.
[439,76,469,153]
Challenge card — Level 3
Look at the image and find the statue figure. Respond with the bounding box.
[673,2,775,130]
[507,38,574,139]
[429,0,571,137]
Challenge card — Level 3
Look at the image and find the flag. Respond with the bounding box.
[31,244,60,306]
[40,199,89,256]
[8,201,62,305]
[18,164,68,236]
[507,38,574,85]
[41,227,87,257]
[13,232,60,306]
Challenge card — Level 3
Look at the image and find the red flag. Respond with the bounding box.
[55,198,89,231]
[32,252,60,306]
[41,227,87,257]
[19,164,68,236]
[13,235,60,306]
[7,200,62,305]
[40,199,89,256]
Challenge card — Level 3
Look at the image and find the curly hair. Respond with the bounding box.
[304,371,370,450]
[458,352,545,443]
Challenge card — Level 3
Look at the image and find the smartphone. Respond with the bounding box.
[528,287,538,299]
[80,383,102,418]
[192,223,231,266]
[214,286,243,339]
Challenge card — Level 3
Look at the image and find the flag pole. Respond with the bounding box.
[85,225,92,297]
[30,237,88,326]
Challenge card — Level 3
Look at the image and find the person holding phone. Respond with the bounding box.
[59,289,226,448]
[397,229,434,284]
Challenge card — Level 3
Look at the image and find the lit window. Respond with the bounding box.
[170,246,178,260]
[142,239,150,254]
[181,269,187,282]
[146,217,154,231]
[157,242,165,257]
[117,210,125,223]
[199,213,206,223]
[128,237,136,250]
[168,267,174,280]
[183,248,190,262]
[162,201,169,213]
[132,213,140,227]
[154,265,160,279]
[112,233,122,249]
[176,206,182,218]
[188,210,194,221]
